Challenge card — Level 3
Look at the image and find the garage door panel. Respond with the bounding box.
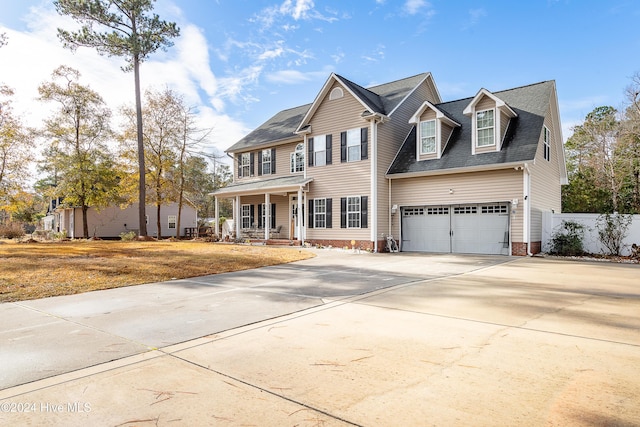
[401,207,450,252]
[401,203,510,255]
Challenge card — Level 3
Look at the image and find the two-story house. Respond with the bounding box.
[212,72,567,255]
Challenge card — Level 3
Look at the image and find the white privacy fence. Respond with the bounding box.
[542,212,640,256]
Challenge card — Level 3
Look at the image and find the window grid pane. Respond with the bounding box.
[241,205,251,228]
[347,196,361,228]
[314,135,327,166]
[262,149,271,175]
[420,120,436,154]
[241,153,250,176]
[476,110,495,147]
[347,128,361,162]
[314,199,326,228]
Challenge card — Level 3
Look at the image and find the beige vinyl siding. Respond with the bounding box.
[234,139,304,183]
[476,95,495,111]
[441,123,454,152]
[500,111,510,145]
[419,109,437,122]
[390,169,524,243]
[304,82,371,241]
[528,100,562,243]
[376,80,438,238]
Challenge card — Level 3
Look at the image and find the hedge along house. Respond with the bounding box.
[211,72,567,255]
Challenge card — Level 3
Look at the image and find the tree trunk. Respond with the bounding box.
[82,205,89,239]
[156,202,162,239]
[134,54,147,237]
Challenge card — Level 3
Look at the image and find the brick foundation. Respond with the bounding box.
[512,242,541,256]
[305,239,383,252]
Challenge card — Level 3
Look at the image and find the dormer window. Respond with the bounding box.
[409,101,461,160]
[476,109,495,147]
[419,120,436,154]
[463,89,517,154]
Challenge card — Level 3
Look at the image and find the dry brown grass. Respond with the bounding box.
[0,240,314,302]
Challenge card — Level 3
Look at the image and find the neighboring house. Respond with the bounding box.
[212,72,566,255]
[54,202,198,239]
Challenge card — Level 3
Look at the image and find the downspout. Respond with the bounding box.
[524,163,533,256]
[388,178,392,237]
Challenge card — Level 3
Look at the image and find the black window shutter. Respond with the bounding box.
[361,196,368,228]
[271,204,276,229]
[308,199,314,229]
[340,132,347,162]
[326,198,332,228]
[361,128,368,160]
[340,197,347,228]
[326,135,332,165]
[249,152,255,176]
[258,151,263,176]
[308,138,314,167]
[271,148,276,173]
[257,204,263,228]
[237,155,242,177]
[250,205,255,227]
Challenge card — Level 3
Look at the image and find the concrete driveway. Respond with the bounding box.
[1,249,639,426]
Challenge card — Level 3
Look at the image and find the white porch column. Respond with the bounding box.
[214,197,219,237]
[235,196,241,238]
[297,187,303,244]
[264,193,271,240]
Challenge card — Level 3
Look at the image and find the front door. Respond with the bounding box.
[289,195,304,239]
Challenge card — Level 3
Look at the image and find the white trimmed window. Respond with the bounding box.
[241,204,251,229]
[168,215,176,229]
[347,128,361,162]
[290,143,305,173]
[476,109,495,147]
[543,126,551,161]
[240,152,251,177]
[347,196,361,228]
[261,149,272,175]
[314,198,326,228]
[314,135,327,166]
[419,119,436,154]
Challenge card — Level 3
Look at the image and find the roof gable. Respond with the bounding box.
[388,81,556,176]
[463,88,518,118]
[409,100,460,128]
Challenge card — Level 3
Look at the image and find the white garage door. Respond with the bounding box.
[401,204,510,255]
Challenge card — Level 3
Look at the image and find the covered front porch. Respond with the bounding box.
[211,176,313,243]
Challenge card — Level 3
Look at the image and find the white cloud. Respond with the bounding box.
[252,0,338,30]
[404,0,428,15]
[265,68,332,84]
[0,4,249,157]
[462,8,487,30]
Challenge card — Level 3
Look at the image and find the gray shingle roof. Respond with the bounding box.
[226,73,432,153]
[226,104,310,153]
[368,73,432,115]
[211,175,313,196]
[387,81,554,175]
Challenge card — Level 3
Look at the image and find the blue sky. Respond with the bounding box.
[1,0,640,161]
